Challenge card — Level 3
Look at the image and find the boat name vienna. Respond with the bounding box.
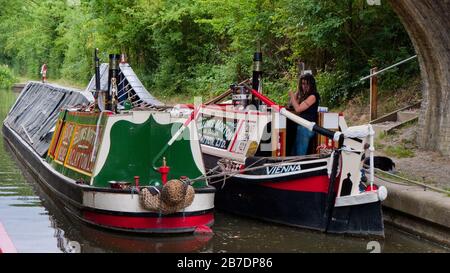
[266,164,301,175]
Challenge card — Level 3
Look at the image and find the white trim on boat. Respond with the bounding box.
[262,158,329,167]
[235,165,328,180]
[82,190,215,213]
[334,191,379,207]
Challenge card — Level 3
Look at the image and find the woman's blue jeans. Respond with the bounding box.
[292,125,315,156]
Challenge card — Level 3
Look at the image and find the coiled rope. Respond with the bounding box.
[140,179,195,214]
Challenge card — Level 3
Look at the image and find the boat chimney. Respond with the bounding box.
[252,42,263,107]
[231,83,250,109]
[107,53,120,112]
[94,48,101,99]
[252,42,262,92]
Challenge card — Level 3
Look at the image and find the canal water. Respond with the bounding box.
[0,88,448,253]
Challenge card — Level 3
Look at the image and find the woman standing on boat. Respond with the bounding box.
[288,73,320,155]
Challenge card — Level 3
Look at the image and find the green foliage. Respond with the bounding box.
[384,144,415,158]
[315,70,351,106]
[0,0,418,104]
[264,79,291,105]
[0,65,16,89]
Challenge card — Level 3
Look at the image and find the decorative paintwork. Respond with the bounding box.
[48,118,63,159]
[197,106,271,162]
[46,109,207,189]
[93,112,206,188]
[47,111,107,183]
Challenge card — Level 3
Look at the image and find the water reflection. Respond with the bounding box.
[32,174,214,253]
[75,227,214,253]
[0,88,448,253]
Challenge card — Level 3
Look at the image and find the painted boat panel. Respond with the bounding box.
[93,113,206,188]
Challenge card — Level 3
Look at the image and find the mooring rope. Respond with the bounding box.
[364,164,450,195]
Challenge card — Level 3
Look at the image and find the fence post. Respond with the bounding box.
[370,67,378,121]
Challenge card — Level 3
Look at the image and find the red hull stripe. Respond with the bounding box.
[261,175,329,193]
[83,211,214,230]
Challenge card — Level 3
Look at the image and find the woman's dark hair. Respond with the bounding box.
[298,73,317,101]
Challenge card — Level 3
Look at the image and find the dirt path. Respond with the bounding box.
[336,77,449,191]
[375,123,450,191]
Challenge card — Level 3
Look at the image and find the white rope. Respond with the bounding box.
[359,55,417,81]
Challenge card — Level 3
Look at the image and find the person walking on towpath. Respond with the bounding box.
[40,63,48,83]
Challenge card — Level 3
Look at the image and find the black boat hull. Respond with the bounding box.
[205,151,384,236]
